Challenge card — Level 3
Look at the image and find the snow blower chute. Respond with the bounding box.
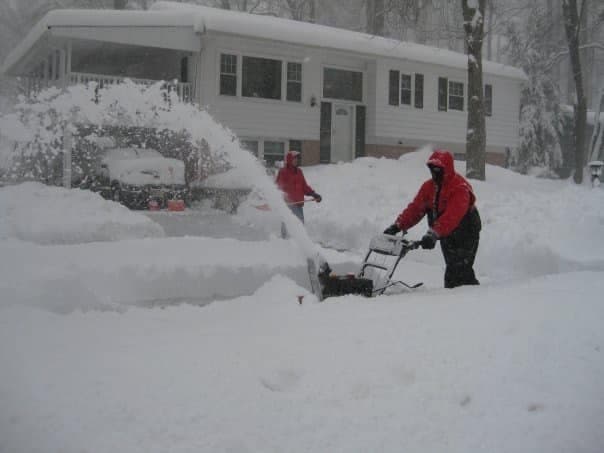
[316,233,423,300]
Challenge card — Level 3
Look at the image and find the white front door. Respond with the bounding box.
[331,104,354,163]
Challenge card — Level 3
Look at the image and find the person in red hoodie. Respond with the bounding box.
[383,149,481,288]
[275,150,322,224]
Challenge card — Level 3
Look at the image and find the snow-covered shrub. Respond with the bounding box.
[0,81,233,185]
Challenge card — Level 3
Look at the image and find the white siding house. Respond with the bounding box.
[1,1,526,167]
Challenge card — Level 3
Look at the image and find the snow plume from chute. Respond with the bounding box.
[0,80,324,270]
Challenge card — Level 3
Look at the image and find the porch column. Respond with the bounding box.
[51,50,58,82]
[66,41,72,86]
[63,128,72,189]
[59,49,67,89]
[43,57,49,88]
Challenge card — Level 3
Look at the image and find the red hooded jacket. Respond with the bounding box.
[276,151,315,204]
[395,150,477,238]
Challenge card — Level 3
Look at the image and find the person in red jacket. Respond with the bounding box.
[383,149,481,288]
[276,150,322,223]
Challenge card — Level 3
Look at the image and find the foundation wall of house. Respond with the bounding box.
[300,141,320,167]
[299,141,508,168]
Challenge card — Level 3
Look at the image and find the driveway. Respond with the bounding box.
[144,206,269,240]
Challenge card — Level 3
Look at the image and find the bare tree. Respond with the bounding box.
[366,0,385,36]
[114,0,128,8]
[283,0,316,21]
[562,0,587,184]
[462,0,486,180]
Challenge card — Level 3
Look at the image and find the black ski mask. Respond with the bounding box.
[428,164,444,184]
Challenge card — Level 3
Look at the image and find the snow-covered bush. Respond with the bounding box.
[0,81,233,186]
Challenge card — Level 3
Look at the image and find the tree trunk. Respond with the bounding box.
[221,0,231,10]
[462,0,486,181]
[309,0,316,23]
[366,0,385,36]
[486,0,493,60]
[562,0,587,184]
[114,0,127,9]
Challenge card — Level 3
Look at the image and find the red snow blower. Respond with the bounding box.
[315,233,423,300]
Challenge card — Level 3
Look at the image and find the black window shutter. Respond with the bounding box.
[388,70,400,106]
[320,102,332,163]
[355,105,366,158]
[438,77,448,111]
[414,73,424,109]
[484,84,493,116]
[180,57,189,83]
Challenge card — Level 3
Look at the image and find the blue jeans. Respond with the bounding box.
[281,205,304,238]
[289,204,304,223]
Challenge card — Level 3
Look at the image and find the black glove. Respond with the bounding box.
[383,224,401,236]
[311,192,322,203]
[420,231,438,249]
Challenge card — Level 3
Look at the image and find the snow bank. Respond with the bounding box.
[0,236,310,313]
[302,150,604,281]
[0,182,164,244]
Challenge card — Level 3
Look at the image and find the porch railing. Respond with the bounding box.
[68,72,193,103]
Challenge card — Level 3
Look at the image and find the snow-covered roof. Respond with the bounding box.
[151,1,526,81]
[1,9,200,75]
[3,2,526,81]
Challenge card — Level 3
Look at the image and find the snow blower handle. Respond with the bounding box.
[287,198,319,206]
[406,240,422,251]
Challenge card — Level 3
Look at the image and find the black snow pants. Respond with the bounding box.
[440,207,481,289]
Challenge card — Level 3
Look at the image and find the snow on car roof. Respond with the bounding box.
[103,148,163,161]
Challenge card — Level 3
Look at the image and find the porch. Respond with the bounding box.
[19,42,195,103]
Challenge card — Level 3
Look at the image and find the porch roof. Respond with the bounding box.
[1,10,202,76]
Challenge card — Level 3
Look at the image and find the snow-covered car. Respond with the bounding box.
[88,148,187,209]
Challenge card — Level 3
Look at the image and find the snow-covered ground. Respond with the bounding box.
[1,149,603,453]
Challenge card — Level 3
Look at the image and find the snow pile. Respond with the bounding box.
[0,182,164,244]
[0,236,309,313]
[0,82,321,265]
[1,273,602,453]
[302,150,604,282]
[0,146,603,452]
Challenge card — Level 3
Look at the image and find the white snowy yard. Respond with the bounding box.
[1,149,603,453]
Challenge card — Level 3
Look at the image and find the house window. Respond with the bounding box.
[400,74,412,105]
[388,70,399,106]
[220,53,237,96]
[242,56,282,100]
[263,141,285,167]
[438,77,448,111]
[323,67,363,102]
[484,84,493,116]
[287,62,302,102]
[449,81,464,111]
[241,140,259,157]
[414,73,424,109]
[389,71,423,108]
[288,139,302,153]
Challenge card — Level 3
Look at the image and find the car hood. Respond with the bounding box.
[107,157,185,186]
